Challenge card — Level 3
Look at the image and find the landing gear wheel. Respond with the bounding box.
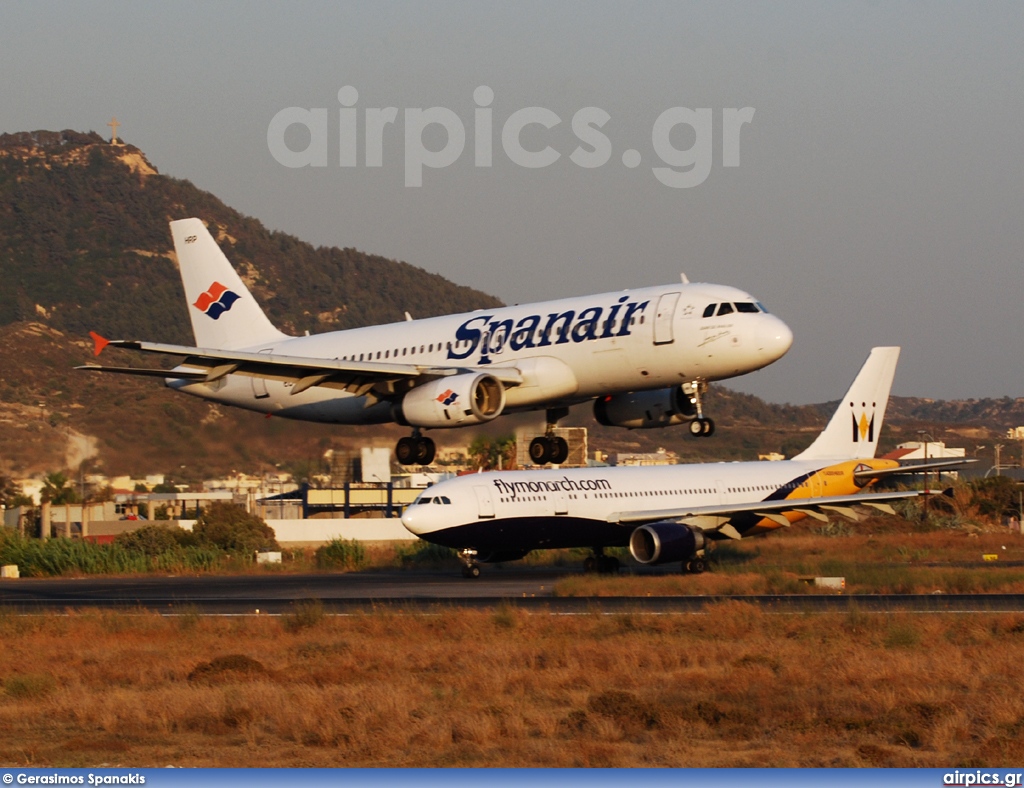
[598,556,621,574]
[415,437,436,465]
[550,436,569,464]
[689,418,716,438]
[461,563,481,579]
[396,436,418,465]
[529,437,552,465]
[684,557,707,574]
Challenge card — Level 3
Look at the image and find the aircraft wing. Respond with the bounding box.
[853,458,976,482]
[609,490,919,531]
[76,334,524,395]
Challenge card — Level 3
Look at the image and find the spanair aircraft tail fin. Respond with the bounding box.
[170,218,289,350]
[792,346,900,462]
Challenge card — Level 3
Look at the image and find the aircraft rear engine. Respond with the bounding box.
[398,373,506,428]
[629,522,705,565]
[593,386,697,429]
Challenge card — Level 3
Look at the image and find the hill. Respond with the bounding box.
[0,130,1021,481]
[0,130,502,343]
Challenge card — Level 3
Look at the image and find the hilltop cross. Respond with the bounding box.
[107,117,120,145]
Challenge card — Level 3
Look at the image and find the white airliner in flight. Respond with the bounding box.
[402,347,970,577]
[80,218,792,465]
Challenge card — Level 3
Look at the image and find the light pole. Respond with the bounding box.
[917,430,934,519]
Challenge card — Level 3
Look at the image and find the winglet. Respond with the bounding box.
[90,331,110,357]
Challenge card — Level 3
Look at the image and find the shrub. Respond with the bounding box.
[281,599,326,633]
[192,502,279,555]
[114,523,193,555]
[4,674,57,700]
[396,540,457,566]
[315,538,366,570]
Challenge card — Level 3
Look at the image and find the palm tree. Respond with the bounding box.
[40,471,79,505]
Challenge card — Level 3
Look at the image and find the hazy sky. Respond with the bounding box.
[2,1,1022,404]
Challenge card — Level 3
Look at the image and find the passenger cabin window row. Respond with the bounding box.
[702,302,768,318]
[334,314,652,364]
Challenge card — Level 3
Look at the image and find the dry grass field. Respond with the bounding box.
[2,603,1023,767]
[554,528,1024,596]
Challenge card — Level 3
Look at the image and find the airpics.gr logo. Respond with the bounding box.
[193,282,240,320]
[436,389,458,406]
[852,409,875,443]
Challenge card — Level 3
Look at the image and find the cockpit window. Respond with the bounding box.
[735,302,759,313]
[756,302,769,313]
[717,303,734,316]
[440,496,451,504]
[702,304,716,318]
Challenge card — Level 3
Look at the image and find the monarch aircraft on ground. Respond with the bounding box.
[80,218,792,464]
[401,347,972,577]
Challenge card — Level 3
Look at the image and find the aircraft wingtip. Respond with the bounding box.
[89,331,110,357]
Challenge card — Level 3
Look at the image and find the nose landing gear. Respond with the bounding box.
[683,380,715,438]
[458,548,481,579]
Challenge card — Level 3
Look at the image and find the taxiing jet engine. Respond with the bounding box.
[629,522,706,566]
[396,373,506,428]
[593,386,697,429]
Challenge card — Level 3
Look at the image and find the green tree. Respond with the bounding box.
[40,472,78,505]
[467,435,516,470]
[0,474,32,507]
[192,502,279,555]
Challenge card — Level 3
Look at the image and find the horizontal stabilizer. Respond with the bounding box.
[854,458,976,481]
[610,489,918,526]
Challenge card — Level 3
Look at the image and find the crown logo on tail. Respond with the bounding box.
[852,411,874,443]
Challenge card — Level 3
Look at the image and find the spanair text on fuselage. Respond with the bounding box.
[169,282,791,423]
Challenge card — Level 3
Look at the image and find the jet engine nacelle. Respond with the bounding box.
[593,386,697,429]
[397,373,506,428]
[629,522,706,565]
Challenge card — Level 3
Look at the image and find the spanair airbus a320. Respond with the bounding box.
[80,218,792,464]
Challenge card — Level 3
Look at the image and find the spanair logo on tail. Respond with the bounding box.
[193,282,240,320]
[852,408,875,443]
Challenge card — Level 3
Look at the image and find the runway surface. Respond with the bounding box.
[3,569,1024,614]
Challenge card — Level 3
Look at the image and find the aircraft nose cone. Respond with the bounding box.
[761,317,793,362]
[400,507,423,536]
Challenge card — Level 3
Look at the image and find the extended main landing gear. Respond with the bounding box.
[684,380,715,438]
[528,407,570,465]
[529,435,569,465]
[583,548,621,574]
[395,431,436,466]
[684,556,708,574]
